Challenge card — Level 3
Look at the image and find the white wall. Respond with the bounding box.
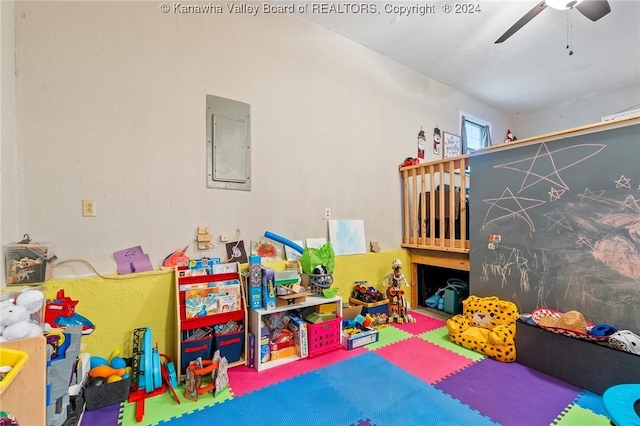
[13,1,511,276]
[513,82,640,139]
[1,0,18,287]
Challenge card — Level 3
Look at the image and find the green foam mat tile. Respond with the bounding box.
[552,404,611,426]
[364,325,413,350]
[419,326,486,361]
[120,385,232,426]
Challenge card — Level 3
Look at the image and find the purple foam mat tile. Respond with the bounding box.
[436,358,582,426]
[81,402,121,426]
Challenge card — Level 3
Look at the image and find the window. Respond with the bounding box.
[460,113,492,154]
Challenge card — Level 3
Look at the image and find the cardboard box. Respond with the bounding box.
[341,327,379,350]
[287,314,308,358]
[315,303,337,315]
[349,298,389,324]
[342,304,363,320]
[269,345,297,361]
[261,266,276,310]
[248,256,262,310]
[276,291,313,307]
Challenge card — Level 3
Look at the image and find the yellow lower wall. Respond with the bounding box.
[38,249,409,360]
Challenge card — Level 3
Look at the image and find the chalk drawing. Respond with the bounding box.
[494,143,606,194]
[578,188,607,207]
[548,187,565,202]
[481,187,545,232]
[615,175,632,189]
[575,235,594,250]
[592,235,640,281]
[543,208,574,232]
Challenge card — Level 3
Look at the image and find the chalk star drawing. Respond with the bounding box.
[565,202,575,210]
[494,143,605,194]
[548,187,565,202]
[579,188,607,206]
[482,187,546,232]
[575,235,594,250]
[618,195,640,213]
[615,175,632,189]
[543,208,574,231]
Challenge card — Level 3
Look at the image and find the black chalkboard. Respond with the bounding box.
[469,123,640,332]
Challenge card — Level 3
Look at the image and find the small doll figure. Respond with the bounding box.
[383,259,416,324]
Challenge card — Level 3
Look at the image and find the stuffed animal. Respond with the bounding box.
[0,289,45,342]
[446,295,519,362]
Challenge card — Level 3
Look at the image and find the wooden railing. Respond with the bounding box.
[399,155,470,253]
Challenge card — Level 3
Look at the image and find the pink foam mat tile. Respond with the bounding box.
[390,310,447,334]
[228,347,363,396]
[375,335,475,384]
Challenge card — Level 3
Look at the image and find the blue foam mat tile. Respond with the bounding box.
[316,352,433,412]
[162,371,365,426]
[573,390,607,417]
[366,387,500,426]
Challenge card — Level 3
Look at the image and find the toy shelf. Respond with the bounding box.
[249,295,342,372]
[0,336,47,425]
[174,263,248,382]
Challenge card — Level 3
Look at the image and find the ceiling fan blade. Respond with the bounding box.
[575,0,611,21]
[495,1,548,44]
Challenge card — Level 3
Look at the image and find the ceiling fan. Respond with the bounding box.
[495,0,611,43]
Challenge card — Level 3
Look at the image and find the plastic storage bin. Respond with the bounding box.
[0,348,29,392]
[4,242,54,285]
[307,317,341,357]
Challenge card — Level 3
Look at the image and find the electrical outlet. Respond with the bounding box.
[82,200,96,217]
[220,234,229,242]
[324,208,331,219]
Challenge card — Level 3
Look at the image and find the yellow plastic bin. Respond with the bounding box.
[0,347,29,393]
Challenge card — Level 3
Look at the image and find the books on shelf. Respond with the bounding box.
[184,284,241,318]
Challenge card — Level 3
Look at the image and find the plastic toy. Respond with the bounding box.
[352,282,385,303]
[45,290,95,335]
[504,129,517,143]
[446,295,518,362]
[382,259,416,324]
[264,231,304,254]
[402,157,420,167]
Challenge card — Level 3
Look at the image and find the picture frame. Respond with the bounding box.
[443,132,461,159]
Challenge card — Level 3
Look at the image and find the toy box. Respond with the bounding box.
[341,326,379,350]
[261,266,276,311]
[4,242,54,285]
[349,298,389,325]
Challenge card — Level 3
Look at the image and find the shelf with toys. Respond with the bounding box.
[249,295,342,372]
[174,260,248,382]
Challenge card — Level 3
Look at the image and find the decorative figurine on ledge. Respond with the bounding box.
[383,259,416,324]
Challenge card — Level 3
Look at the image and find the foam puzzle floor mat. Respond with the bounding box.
[81,310,613,426]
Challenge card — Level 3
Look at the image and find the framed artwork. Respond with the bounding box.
[443,132,461,159]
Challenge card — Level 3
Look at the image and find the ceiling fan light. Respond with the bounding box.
[545,0,584,10]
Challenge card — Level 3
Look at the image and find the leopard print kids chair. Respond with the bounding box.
[446,295,519,362]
